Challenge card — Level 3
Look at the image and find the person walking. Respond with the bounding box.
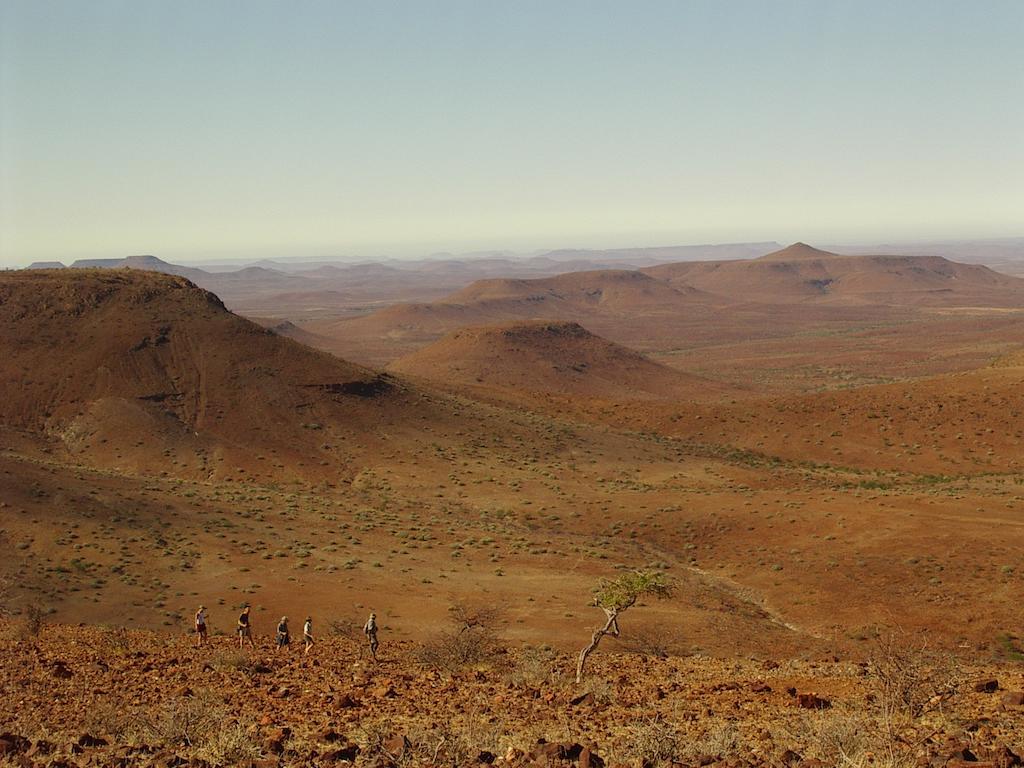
[363,611,379,661]
[276,616,290,651]
[194,605,208,648]
[237,606,255,649]
[303,616,314,655]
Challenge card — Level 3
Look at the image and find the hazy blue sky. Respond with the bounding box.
[1,1,1021,266]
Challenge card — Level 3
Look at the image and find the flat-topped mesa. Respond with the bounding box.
[756,242,841,261]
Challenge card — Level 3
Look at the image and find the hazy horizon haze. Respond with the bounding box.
[1,1,1021,267]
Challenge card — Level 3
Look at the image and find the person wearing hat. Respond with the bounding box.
[194,605,208,648]
[276,616,290,651]
[363,611,379,661]
[303,616,314,655]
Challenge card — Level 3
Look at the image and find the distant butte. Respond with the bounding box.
[756,242,841,261]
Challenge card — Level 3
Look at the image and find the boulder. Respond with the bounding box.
[323,743,361,763]
[0,734,30,756]
[579,746,605,768]
[77,734,109,748]
[1001,692,1024,706]
[985,746,1023,768]
[973,679,1000,693]
[318,727,343,743]
[383,735,411,760]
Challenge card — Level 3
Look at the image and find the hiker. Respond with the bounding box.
[303,616,314,655]
[363,611,379,661]
[276,616,290,651]
[194,605,207,648]
[237,606,255,649]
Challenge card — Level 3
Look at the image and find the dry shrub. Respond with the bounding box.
[577,676,614,706]
[783,709,874,767]
[0,573,11,616]
[210,649,257,675]
[448,601,504,634]
[620,623,685,659]
[101,625,133,656]
[866,631,964,768]
[417,602,504,673]
[870,630,962,721]
[20,602,46,639]
[130,690,226,749]
[623,714,681,768]
[81,697,133,741]
[197,722,260,767]
[781,632,966,768]
[328,615,364,642]
[677,723,742,762]
[504,645,558,688]
[359,715,502,768]
[417,625,499,672]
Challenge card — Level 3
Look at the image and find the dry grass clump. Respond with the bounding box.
[197,722,260,767]
[676,723,743,763]
[110,690,260,767]
[622,714,682,768]
[783,709,874,767]
[779,632,967,768]
[359,715,503,768]
[209,648,258,675]
[131,690,228,748]
[504,645,559,688]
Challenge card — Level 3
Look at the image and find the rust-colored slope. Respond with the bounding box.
[644,243,1024,306]
[0,270,410,481]
[388,321,725,401]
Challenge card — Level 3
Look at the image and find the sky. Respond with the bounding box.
[0,1,1021,267]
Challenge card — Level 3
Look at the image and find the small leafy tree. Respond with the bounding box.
[576,569,673,683]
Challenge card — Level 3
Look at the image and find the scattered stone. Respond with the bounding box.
[318,727,343,743]
[0,734,30,756]
[77,733,109,748]
[383,735,411,760]
[796,693,831,710]
[336,693,360,708]
[778,749,802,766]
[323,743,361,763]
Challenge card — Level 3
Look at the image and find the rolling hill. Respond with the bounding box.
[644,242,1024,305]
[0,269,417,482]
[388,321,727,401]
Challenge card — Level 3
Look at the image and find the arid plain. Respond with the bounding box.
[3,242,1024,767]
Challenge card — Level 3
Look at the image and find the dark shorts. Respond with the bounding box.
[196,623,207,634]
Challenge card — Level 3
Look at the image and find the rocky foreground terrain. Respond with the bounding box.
[1,621,1023,768]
